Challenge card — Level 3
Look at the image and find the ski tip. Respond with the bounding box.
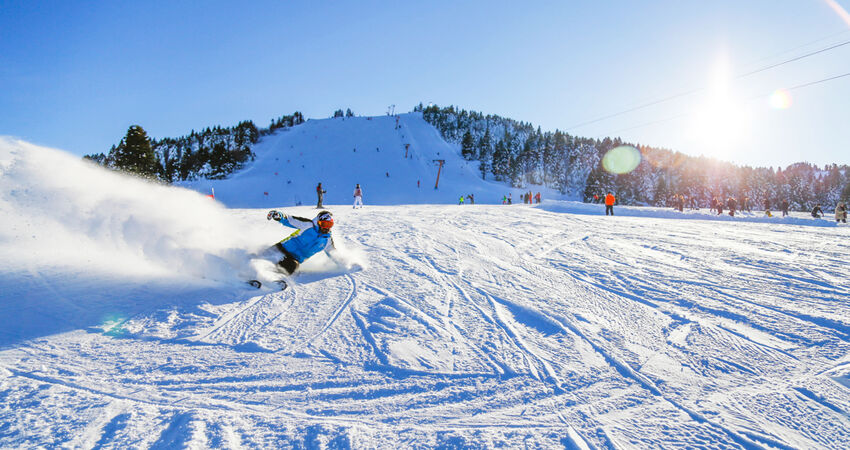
[248,280,262,289]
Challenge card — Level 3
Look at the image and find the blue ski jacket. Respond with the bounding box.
[277,215,335,263]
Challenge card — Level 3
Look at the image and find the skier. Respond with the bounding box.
[535,192,541,204]
[605,192,616,216]
[265,210,337,275]
[353,184,363,209]
[811,204,824,218]
[316,182,326,208]
[593,194,599,204]
[459,195,465,205]
[507,193,512,205]
[781,200,789,217]
[836,202,848,223]
[727,197,737,217]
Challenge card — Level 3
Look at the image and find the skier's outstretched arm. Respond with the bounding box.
[323,236,340,258]
[267,210,314,230]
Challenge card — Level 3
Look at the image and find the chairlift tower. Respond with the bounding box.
[433,159,445,189]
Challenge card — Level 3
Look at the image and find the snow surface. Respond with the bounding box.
[1,116,850,448]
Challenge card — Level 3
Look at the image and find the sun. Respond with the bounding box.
[686,58,751,158]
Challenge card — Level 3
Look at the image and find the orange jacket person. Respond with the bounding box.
[604,192,616,216]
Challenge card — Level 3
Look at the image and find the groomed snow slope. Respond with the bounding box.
[2,137,850,448]
[187,113,550,208]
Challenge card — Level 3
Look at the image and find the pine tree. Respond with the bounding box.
[108,125,157,177]
[478,129,492,179]
[461,130,475,160]
[841,180,850,202]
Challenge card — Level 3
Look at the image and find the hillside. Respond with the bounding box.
[186,113,551,208]
[1,137,849,447]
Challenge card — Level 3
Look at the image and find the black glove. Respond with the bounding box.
[267,210,283,221]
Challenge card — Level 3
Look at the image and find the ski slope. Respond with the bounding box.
[2,129,850,447]
[187,113,536,208]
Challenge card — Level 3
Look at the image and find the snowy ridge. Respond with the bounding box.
[186,113,555,208]
[1,135,850,447]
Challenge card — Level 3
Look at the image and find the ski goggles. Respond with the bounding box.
[317,219,334,229]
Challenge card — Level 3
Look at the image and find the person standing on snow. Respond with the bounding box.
[836,202,848,223]
[316,182,326,208]
[535,192,541,204]
[353,184,363,209]
[265,210,337,274]
[781,200,790,217]
[605,192,616,216]
[459,195,465,205]
[727,196,737,217]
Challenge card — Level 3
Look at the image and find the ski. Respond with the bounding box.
[247,279,290,291]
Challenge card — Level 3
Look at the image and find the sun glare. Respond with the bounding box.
[686,56,751,158]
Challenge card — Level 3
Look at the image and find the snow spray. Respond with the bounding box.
[0,138,280,283]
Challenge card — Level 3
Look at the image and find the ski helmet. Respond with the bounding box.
[316,210,334,230]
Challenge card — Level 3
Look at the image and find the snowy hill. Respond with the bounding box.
[186,113,548,207]
[1,137,850,448]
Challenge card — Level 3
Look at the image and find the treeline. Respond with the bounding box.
[417,103,850,210]
[85,112,306,182]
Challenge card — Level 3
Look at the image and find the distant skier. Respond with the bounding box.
[508,193,512,205]
[727,197,737,217]
[605,192,616,216]
[836,202,848,223]
[316,182,326,208]
[811,204,824,218]
[535,192,541,204]
[467,193,475,205]
[593,194,599,204]
[781,200,790,217]
[265,210,337,275]
[353,184,363,209]
[459,195,465,205]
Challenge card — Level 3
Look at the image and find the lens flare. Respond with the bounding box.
[769,89,792,109]
[825,0,850,27]
[602,146,641,174]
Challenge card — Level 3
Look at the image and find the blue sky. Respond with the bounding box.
[2,1,849,166]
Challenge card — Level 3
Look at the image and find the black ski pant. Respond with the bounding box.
[605,205,614,216]
[274,243,300,274]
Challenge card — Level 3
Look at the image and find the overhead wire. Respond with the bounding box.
[594,70,850,139]
[567,36,850,131]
